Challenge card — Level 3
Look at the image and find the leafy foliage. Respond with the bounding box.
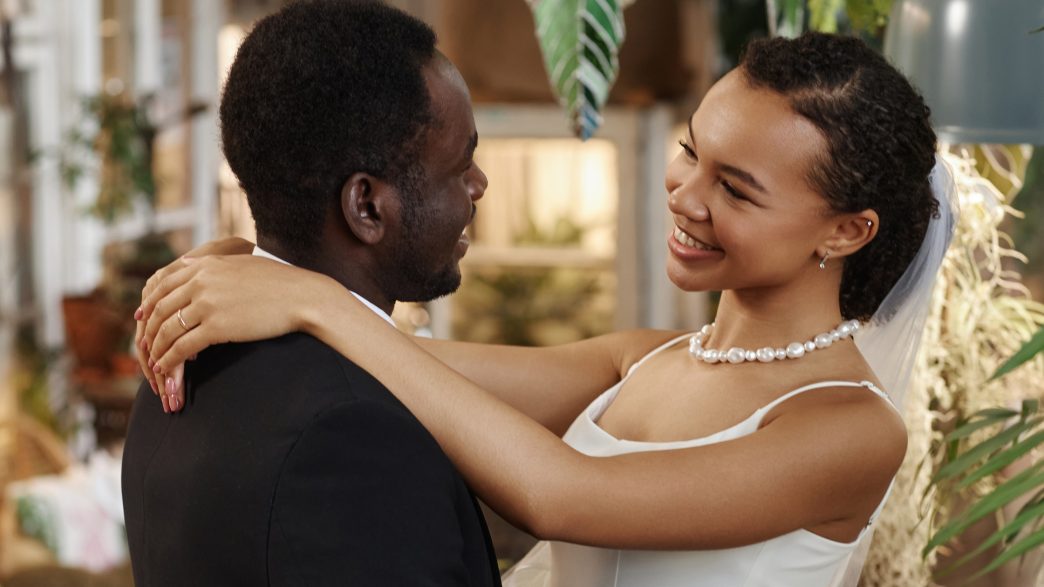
[992,326,1044,381]
[926,400,1044,582]
[844,0,893,35]
[54,95,158,223]
[528,0,625,140]
[808,0,843,33]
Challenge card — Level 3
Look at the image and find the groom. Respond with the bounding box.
[121,1,499,585]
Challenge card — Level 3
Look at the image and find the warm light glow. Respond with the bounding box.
[472,138,618,256]
[218,25,247,89]
[99,18,120,38]
[899,2,931,31]
[945,0,969,37]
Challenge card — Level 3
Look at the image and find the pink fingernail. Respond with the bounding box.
[153,363,162,374]
[134,307,143,320]
[181,256,196,263]
[148,358,155,369]
[171,396,180,412]
[165,377,175,396]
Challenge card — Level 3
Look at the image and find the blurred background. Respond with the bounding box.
[0,1,1041,586]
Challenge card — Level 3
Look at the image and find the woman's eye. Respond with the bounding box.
[722,181,749,201]
[678,140,697,159]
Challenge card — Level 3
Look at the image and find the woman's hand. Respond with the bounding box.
[133,237,255,411]
[137,254,341,412]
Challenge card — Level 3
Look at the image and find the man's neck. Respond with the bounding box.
[257,238,395,316]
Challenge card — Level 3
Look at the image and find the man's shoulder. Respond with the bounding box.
[193,333,384,397]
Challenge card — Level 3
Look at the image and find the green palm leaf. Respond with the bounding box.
[990,325,1044,380]
[957,428,1044,490]
[934,498,1044,579]
[924,462,1044,556]
[925,400,1044,576]
[968,527,1044,581]
[932,417,1043,483]
[529,0,625,140]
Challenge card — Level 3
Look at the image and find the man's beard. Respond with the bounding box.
[379,185,463,303]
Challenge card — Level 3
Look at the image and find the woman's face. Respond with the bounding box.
[664,69,839,294]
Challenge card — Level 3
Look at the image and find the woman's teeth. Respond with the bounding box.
[674,227,719,251]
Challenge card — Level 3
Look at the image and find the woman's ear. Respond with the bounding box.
[340,173,394,245]
[820,209,880,260]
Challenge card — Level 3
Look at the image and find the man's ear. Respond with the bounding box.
[340,173,396,245]
[819,209,880,261]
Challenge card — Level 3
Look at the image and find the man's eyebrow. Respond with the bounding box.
[720,164,767,194]
[462,132,478,162]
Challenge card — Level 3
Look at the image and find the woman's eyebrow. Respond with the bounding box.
[720,164,767,193]
[689,117,767,194]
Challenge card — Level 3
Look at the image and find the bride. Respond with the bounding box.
[136,33,954,586]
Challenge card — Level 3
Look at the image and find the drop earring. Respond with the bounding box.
[819,251,831,270]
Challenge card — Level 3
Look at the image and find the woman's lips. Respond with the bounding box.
[669,226,723,260]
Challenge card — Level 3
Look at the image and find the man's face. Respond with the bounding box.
[381,59,488,303]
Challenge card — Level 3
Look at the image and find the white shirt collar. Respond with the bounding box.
[252,246,396,327]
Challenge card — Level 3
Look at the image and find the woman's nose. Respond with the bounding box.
[667,181,711,222]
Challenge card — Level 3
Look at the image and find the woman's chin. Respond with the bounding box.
[665,262,717,293]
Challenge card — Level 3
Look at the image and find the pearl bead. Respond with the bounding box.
[786,342,806,358]
[685,320,855,366]
[726,347,746,364]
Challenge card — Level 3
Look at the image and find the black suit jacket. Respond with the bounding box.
[122,333,501,586]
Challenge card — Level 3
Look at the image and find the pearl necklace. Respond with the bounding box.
[688,320,861,364]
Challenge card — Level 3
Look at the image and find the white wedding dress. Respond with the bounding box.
[502,333,896,587]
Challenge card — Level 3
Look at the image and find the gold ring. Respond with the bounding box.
[177,308,190,331]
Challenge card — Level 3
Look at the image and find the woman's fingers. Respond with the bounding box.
[141,257,201,322]
[163,363,186,413]
[154,327,214,376]
[135,320,159,395]
[147,293,200,365]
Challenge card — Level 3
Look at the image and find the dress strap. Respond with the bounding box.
[624,332,694,378]
[758,380,894,417]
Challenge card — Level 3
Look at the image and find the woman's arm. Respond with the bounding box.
[414,334,677,435]
[145,258,906,550]
[138,254,678,432]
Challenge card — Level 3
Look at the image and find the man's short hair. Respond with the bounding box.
[220,0,437,262]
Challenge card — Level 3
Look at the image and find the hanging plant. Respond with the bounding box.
[528,0,629,140]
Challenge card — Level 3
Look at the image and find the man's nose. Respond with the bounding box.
[469,164,488,202]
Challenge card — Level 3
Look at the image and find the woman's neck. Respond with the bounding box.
[705,284,846,351]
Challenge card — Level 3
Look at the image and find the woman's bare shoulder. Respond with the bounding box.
[597,329,690,378]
